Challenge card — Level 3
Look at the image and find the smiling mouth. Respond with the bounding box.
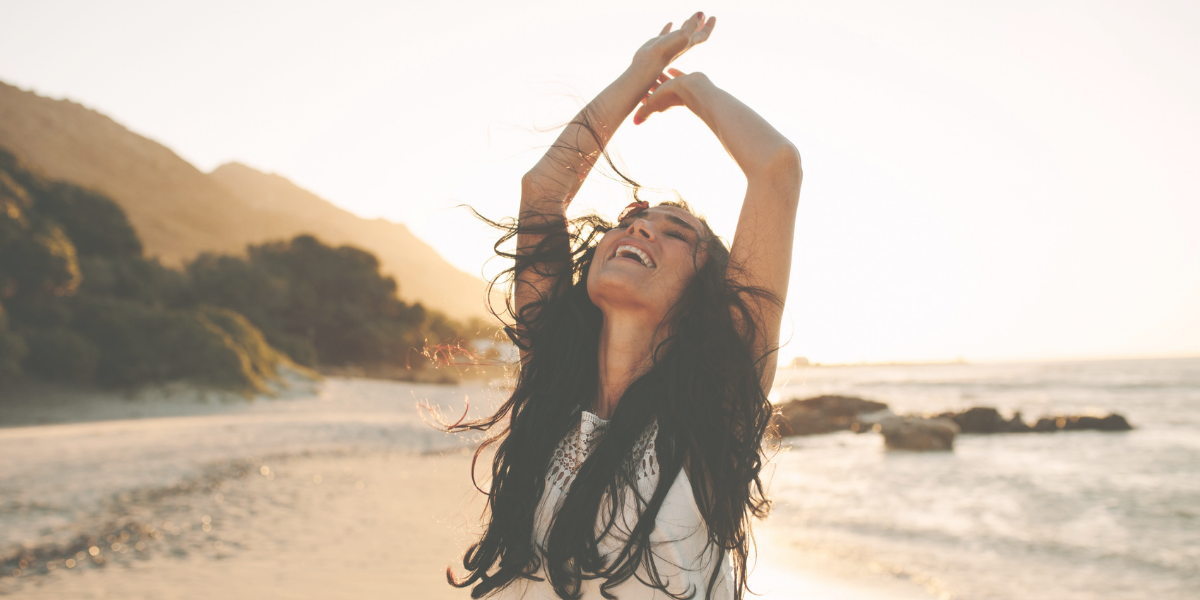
[613,244,655,268]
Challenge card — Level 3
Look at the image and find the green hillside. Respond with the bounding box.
[0,148,471,392]
[0,80,486,320]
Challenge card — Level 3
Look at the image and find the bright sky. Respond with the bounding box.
[2,0,1198,364]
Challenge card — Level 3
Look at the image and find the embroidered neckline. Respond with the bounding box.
[546,411,659,493]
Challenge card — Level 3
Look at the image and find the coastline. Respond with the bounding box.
[0,376,928,599]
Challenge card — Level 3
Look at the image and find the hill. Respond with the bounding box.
[0,80,486,319]
[207,162,485,320]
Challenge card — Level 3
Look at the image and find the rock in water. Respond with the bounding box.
[1033,417,1060,432]
[774,395,890,437]
[1097,414,1134,431]
[1005,411,1032,433]
[1032,414,1134,432]
[948,407,1006,433]
[878,416,960,451]
[938,407,1132,433]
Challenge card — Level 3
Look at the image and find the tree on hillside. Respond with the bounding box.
[2,145,478,390]
[189,234,462,369]
[0,146,297,391]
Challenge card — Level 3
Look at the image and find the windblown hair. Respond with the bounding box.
[445,121,779,600]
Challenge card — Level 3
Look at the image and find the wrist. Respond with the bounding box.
[627,55,667,79]
[675,72,714,106]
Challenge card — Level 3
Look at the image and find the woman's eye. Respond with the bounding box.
[667,231,689,241]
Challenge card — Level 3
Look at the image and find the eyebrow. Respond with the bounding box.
[664,214,699,234]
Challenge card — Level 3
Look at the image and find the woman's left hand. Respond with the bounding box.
[632,12,716,71]
[633,69,707,125]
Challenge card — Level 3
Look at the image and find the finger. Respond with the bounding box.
[667,68,685,77]
[680,11,702,36]
[657,72,670,83]
[660,22,672,36]
[634,101,663,125]
[633,105,650,125]
[633,93,662,125]
[696,16,716,42]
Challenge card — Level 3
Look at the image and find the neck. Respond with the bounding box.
[593,311,667,419]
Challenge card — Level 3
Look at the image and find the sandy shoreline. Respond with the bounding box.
[0,377,933,599]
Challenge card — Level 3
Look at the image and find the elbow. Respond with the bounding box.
[520,171,546,206]
[521,171,536,196]
[763,143,803,196]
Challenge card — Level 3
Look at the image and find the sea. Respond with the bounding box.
[0,357,1196,599]
[765,357,1200,600]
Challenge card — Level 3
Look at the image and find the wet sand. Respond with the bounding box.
[4,450,478,599]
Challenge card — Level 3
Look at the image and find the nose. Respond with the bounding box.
[626,219,655,240]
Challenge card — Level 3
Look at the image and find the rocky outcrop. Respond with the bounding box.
[774,395,889,437]
[878,416,959,451]
[935,407,1031,433]
[935,407,1133,433]
[1031,414,1133,432]
[772,396,1134,451]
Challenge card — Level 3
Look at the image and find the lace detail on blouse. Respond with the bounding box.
[546,411,659,493]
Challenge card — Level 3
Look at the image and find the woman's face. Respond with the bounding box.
[587,205,708,323]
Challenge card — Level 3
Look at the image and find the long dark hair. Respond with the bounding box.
[445,121,779,600]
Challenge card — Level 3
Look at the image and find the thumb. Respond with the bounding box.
[633,103,652,125]
[633,93,666,125]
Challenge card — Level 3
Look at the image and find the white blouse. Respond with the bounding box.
[494,411,734,599]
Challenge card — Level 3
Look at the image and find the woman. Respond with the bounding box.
[447,12,801,600]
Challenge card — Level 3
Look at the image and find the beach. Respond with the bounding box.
[0,376,933,600]
[5,359,1197,599]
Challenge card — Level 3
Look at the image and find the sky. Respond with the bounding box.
[2,0,1197,364]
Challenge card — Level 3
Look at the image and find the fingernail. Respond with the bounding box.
[633,116,643,125]
[697,12,704,20]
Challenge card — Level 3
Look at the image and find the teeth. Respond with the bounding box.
[614,245,654,268]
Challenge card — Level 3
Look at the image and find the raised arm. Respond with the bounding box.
[634,69,803,391]
[514,14,716,351]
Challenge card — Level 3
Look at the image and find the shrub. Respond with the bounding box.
[188,234,463,369]
[67,297,296,394]
[34,181,142,259]
[264,332,318,368]
[194,305,302,393]
[22,327,99,382]
[0,305,27,384]
[69,296,164,385]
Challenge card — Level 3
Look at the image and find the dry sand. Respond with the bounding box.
[0,378,932,600]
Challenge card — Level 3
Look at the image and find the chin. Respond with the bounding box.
[588,271,675,318]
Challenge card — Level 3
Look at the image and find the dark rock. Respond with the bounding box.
[785,395,890,416]
[1031,414,1133,432]
[941,407,1032,433]
[936,407,1133,434]
[1097,414,1134,431]
[1061,414,1134,431]
[878,416,959,451]
[1064,416,1104,430]
[1033,417,1059,432]
[774,395,890,437]
[1004,412,1032,433]
[951,407,1006,433]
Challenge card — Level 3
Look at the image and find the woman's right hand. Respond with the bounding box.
[633,68,709,125]
[632,12,716,71]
